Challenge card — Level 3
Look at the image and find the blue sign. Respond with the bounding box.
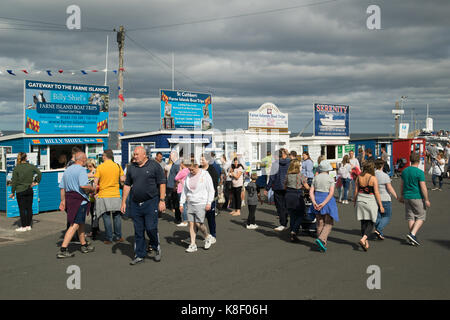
[6,154,39,217]
[160,89,212,131]
[6,186,39,218]
[30,137,106,145]
[24,80,109,135]
[314,103,349,136]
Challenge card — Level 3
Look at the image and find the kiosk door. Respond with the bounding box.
[411,139,426,171]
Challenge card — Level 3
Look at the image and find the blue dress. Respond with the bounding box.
[308,191,339,222]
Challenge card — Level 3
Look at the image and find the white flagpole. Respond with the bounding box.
[172,52,174,90]
[104,35,109,86]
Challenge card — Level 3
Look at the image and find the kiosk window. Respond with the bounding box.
[129,142,155,161]
[50,145,84,169]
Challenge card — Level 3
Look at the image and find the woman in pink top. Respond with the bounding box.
[175,160,190,227]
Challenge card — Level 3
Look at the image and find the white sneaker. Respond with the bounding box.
[25,226,32,231]
[209,236,216,244]
[252,224,259,229]
[204,236,212,250]
[247,224,258,230]
[176,222,188,227]
[185,244,197,253]
[274,226,285,231]
[15,227,27,232]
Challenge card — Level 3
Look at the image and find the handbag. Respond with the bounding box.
[217,185,225,204]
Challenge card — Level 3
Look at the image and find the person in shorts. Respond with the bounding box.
[57,152,95,258]
[399,153,431,246]
[179,160,215,253]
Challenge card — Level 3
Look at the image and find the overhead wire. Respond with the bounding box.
[127,0,340,31]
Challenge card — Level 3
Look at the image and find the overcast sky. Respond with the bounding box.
[0,0,449,135]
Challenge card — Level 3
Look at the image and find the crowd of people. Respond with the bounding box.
[8,143,445,264]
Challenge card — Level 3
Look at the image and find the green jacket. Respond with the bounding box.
[11,163,42,194]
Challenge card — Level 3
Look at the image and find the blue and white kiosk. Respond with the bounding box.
[350,136,394,176]
[0,80,109,217]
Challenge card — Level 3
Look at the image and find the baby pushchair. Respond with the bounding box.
[394,158,407,177]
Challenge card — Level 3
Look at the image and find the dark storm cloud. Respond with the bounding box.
[0,0,449,134]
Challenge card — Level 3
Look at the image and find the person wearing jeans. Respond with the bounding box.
[201,155,219,241]
[94,149,125,244]
[374,160,398,239]
[431,152,445,191]
[102,211,122,242]
[338,155,352,204]
[121,146,166,265]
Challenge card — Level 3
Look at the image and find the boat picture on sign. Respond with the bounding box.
[314,103,349,136]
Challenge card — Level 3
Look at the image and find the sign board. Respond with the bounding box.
[248,103,288,129]
[6,153,39,218]
[314,103,349,136]
[160,89,212,131]
[24,80,109,135]
[337,144,355,158]
[399,123,409,139]
[30,137,105,145]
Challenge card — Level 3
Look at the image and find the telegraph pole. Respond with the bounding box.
[116,26,125,149]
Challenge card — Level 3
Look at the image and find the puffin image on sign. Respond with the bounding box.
[320,114,345,127]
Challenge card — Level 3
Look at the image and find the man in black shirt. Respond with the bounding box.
[121,146,166,265]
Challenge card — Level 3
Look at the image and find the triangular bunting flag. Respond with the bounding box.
[113,70,117,74]
[81,70,87,75]
[46,70,52,76]
[7,70,16,76]
[58,69,63,73]
[21,70,29,74]
[118,94,124,102]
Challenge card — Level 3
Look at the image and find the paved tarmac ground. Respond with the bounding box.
[0,176,449,300]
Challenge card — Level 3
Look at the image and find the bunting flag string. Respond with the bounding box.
[0,68,124,76]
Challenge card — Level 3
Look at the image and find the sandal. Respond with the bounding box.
[359,240,368,251]
[374,230,385,240]
[290,233,299,242]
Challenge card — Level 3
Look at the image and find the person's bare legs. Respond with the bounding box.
[195,222,209,239]
[319,215,334,246]
[77,224,87,245]
[410,219,424,236]
[316,215,325,237]
[61,224,80,248]
[408,220,415,232]
[189,221,197,245]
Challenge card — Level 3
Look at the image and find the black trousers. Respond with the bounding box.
[223,181,232,209]
[274,190,288,227]
[361,220,374,237]
[16,188,34,227]
[247,205,257,225]
[168,188,181,223]
[231,187,242,210]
